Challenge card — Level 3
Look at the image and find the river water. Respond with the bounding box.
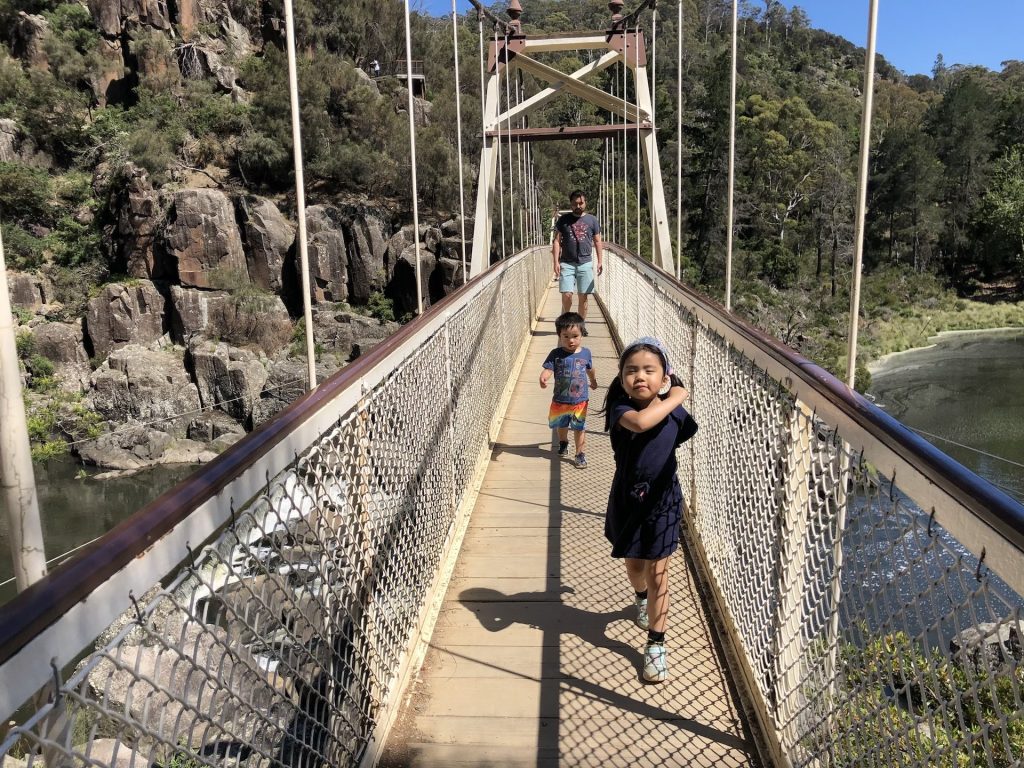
[868,328,1024,503]
[0,461,197,604]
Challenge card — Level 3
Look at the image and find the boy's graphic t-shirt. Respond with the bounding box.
[543,347,593,404]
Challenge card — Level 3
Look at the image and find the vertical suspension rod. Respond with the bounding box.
[403,0,423,313]
[452,0,468,283]
[724,0,737,311]
[676,0,683,279]
[283,0,316,386]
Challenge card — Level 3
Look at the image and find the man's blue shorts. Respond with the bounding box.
[558,261,595,294]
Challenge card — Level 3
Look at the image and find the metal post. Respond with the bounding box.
[0,225,47,590]
[676,0,683,279]
[846,0,879,390]
[635,26,641,256]
[504,35,516,252]
[283,0,316,387]
[453,0,469,283]
[725,0,737,311]
[404,0,424,314]
[622,52,629,250]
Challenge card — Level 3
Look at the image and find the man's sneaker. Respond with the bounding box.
[643,642,668,683]
[634,596,649,630]
[557,441,569,456]
[574,452,588,468]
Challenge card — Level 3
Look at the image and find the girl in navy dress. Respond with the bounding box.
[602,337,697,683]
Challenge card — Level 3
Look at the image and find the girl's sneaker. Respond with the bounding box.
[634,596,649,630]
[643,642,668,683]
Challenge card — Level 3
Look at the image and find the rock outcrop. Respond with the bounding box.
[387,242,437,318]
[304,205,348,303]
[344,212,389,303]
[169,285,230,342]
[89,345,201,427]
[188,340,268,425]
[31,321,89,365]
[84,281,167,359]
[11,13,49,71]
[109,164,165,279]
[6,271,51,311]
[164,189,248,289]
[0,119,20,163]
[237,196,293,292]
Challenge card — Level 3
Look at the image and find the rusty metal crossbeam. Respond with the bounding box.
[484,123,652,143]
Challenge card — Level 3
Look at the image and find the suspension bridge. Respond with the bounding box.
[1,2,1023,767]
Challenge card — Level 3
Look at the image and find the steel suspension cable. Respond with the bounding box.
[452,0,468,283]
[494,28,506,257]
[516,75,525,245]
[846,0,879,390]
[725,0,737,311]
[651,10,656,118]
[650,10,657,258]
[403,0,423,314]
[610,69,616,243]
[504,32,516,252]
[676,0,683,279]
[282,0,316,387]
[478,11,487,248]
[622,46,629,250]
[635,25,641,254]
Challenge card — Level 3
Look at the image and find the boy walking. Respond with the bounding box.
[540,312,598,468]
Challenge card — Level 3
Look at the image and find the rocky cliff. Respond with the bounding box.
[4,0,476,469]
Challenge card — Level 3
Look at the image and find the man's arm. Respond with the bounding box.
[551,228,561,277]
[593,232,604,276]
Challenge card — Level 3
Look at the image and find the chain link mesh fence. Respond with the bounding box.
[597,247,1024,768]
[0,249,550,768]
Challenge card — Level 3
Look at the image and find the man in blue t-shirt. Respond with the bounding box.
[552,190,604,336]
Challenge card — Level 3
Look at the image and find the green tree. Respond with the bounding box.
[977,145,1024,279]
[926,71,997,282]
[737,94,837,245]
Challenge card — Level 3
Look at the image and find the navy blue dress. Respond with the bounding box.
[605,399,694,559]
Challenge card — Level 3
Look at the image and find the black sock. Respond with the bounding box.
[635,590,648,600]
[648,630,665,644]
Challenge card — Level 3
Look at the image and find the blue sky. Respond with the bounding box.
[416,1,1023,76]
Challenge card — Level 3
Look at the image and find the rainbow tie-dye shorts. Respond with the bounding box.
[548,400,588,431]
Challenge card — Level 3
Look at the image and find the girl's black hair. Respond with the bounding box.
[599,343,685,431]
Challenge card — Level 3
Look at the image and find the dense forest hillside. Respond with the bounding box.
[1,0,1022,459]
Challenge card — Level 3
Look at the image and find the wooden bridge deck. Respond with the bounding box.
[380,287,760,767]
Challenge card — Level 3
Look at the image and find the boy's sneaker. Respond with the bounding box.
[574,453,588,468]
[557,441,569,456]
[634,596,649,630]
[582,325,589,336]
[643,642,668,683]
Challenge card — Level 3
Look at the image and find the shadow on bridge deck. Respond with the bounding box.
[380,287,761,767]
